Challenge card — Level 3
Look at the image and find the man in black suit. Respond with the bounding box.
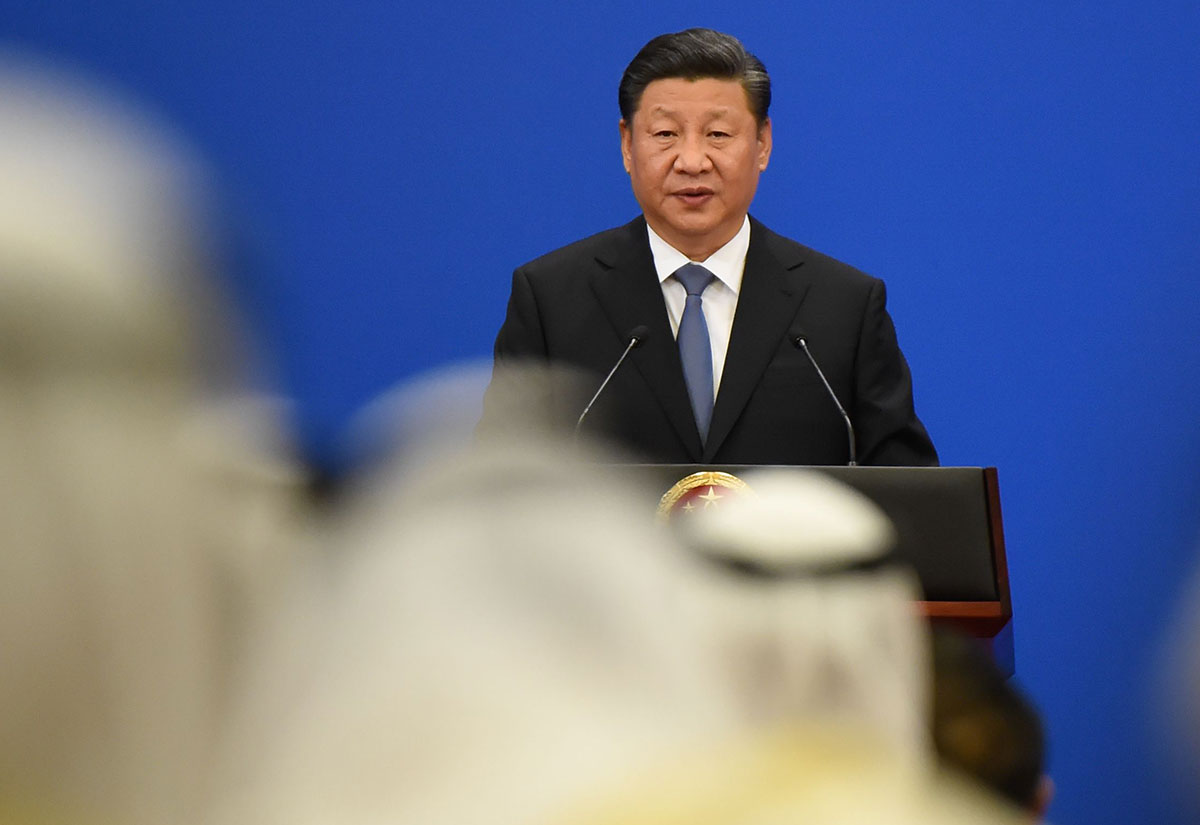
[484,28,937,466]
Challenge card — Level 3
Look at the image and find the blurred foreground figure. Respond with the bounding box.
[214,419,734,825]
[0,55,307,825]
[676,468,928,763]
[215,380,1024,824]
[930,627,1052,818]
[578,468,1031,824]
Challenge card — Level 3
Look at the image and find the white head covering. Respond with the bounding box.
[678,468,930,762]
[0,54,306,825]
[213,431,740,825]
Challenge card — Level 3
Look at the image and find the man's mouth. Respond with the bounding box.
[672,188,714,205]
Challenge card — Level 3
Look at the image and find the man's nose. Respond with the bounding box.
[673,135,712,174]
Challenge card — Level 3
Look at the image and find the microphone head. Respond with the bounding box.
[789,329,808,349]
[627,325,650,347]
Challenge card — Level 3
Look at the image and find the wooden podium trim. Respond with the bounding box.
[983,466,1013,620]
[918,467,1013,640]
[917,600,1008,637]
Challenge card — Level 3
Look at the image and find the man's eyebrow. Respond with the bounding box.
[642,104,680,117]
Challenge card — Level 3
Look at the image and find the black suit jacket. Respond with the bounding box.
[485,215,937,466]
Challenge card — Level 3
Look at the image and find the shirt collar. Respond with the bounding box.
[646,216,750,294]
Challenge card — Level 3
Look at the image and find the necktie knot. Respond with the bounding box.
[674,263,715,297]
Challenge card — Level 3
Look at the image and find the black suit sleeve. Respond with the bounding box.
[478,268,545,439]
[852,279,939,466]
[479,267,587,439]
[493,267,546,362]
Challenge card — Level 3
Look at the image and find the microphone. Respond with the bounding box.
[790,330,857,466]
[574,326,649,440]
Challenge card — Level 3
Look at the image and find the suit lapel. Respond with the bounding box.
[703,218,811,462]
[590,218,704,459]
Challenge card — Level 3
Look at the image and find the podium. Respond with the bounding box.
[640,465,1014,672]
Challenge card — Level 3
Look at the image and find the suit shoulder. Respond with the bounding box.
[753,220,882,290]
[515,219,643,279]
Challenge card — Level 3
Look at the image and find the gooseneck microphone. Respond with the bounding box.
[574,326,649,440]
[790,330,857,466]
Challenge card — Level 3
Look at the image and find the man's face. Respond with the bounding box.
[620,76,771,260]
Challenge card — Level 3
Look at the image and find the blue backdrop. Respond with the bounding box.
[7,2,1199,822]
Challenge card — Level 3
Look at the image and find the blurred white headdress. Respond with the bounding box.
[677,468,930,761]
[0,54,305,825]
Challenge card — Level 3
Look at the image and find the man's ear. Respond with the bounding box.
[619,119,632,174]
[757,117,772,171]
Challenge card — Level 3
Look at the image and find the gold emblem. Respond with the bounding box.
[656,471,752,522]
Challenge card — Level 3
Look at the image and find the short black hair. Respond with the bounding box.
[618,28,771,125]
[930,628,1047,811]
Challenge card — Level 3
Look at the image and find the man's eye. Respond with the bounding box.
[654,130,676,138]
[709,131,731,138]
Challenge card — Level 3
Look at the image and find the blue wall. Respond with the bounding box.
[7,2,1198,822]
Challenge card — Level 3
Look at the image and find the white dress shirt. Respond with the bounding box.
[646,216,749,399]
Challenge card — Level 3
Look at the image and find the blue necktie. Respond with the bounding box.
[674,263,716,442]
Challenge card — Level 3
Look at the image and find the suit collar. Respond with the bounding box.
[590,217,705,459]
